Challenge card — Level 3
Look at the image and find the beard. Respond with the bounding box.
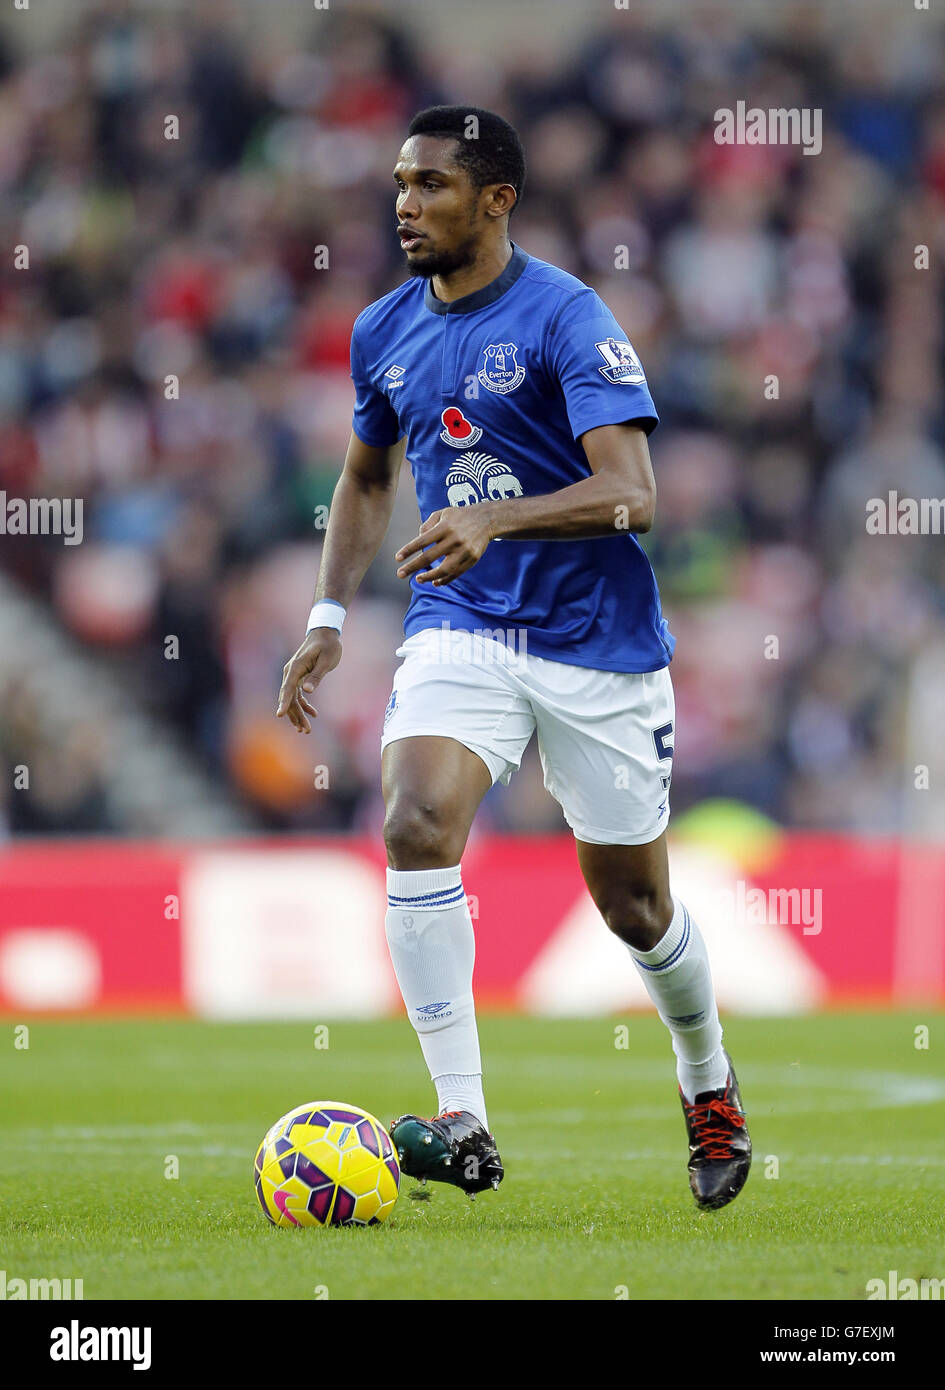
[405,230,480,280]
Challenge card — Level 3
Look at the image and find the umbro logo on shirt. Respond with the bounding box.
[384,364,406,388]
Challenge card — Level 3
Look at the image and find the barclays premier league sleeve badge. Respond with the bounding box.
[595,337,646,385]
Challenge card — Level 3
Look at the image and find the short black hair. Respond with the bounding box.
[406,105,525,217]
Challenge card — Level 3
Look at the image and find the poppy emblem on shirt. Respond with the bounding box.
[477,342,526,394]
[439,406,483,448]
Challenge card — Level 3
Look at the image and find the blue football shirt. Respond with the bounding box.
[349,242,674,672]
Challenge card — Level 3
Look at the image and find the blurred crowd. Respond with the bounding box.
[1,0,944,839]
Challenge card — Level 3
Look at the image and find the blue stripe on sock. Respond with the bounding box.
[636,905,691,973]
[387,889,465,905]
[387,882,463,903]
[387,885,466,910]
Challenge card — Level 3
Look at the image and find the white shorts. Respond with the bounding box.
[380,626,675,846]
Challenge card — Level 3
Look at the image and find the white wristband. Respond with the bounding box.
[306,600,346,635]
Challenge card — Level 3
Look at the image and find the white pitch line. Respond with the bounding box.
[2,1069,941,1150]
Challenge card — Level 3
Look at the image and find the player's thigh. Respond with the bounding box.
[533,663,676,849]
[380,629,535,864]
[575,832,672,931]
[382,735,493,864]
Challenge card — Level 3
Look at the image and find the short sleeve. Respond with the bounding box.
[350,323,402,448]
[548,289,658,442]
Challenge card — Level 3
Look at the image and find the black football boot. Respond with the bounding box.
[390,1109,504,1198]
[679,1049,751,1210]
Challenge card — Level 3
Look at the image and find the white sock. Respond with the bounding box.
[385,864,488,1130]
[432,1072,488,1126]
[624,897,728,1103]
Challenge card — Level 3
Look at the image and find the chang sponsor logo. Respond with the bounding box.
[445,450,523,507]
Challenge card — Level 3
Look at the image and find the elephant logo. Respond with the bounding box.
[445,451,524,507]
[477,342,525,395]
[486,473,523,500]
[447,479,479,506]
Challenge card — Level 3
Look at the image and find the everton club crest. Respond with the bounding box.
[477,342,525,395]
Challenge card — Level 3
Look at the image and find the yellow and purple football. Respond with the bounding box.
[254,1101,400,1228]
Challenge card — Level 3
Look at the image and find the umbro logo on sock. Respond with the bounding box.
[416,1001,452,1019]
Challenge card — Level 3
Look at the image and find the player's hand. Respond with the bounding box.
[276,629,342,734]
[395,504,495,586]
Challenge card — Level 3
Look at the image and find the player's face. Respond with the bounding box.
[393,136,484,278]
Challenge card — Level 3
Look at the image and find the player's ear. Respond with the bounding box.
[487,183,516,219]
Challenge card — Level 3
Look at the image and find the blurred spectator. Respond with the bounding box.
[1,1,944,836]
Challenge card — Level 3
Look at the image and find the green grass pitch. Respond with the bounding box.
[1,1012,942,1300]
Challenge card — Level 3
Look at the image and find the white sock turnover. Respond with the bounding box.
[385,864,488,1130]
[624,897,729,1103]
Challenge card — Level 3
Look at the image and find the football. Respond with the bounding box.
[254,1101,400,1228]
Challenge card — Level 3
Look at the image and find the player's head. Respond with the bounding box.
[394,105,526,279]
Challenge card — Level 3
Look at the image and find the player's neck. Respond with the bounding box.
[431,239,514,305]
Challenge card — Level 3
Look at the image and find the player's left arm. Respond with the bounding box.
[395,421,655,586]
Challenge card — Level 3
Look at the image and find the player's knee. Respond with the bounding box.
[383,797,463,869]
[598,888,673,951]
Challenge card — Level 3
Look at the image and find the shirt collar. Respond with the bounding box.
[423,242,529,316]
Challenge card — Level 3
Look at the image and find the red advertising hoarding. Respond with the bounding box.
[0,834,941,1015]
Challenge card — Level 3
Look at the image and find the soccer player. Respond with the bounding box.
[277,106,751,1210]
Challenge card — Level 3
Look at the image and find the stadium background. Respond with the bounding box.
[0,0,944,1018]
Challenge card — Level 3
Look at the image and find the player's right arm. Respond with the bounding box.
[276,428,404,734]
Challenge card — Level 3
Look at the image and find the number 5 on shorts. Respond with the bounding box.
[652,721,674,791]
